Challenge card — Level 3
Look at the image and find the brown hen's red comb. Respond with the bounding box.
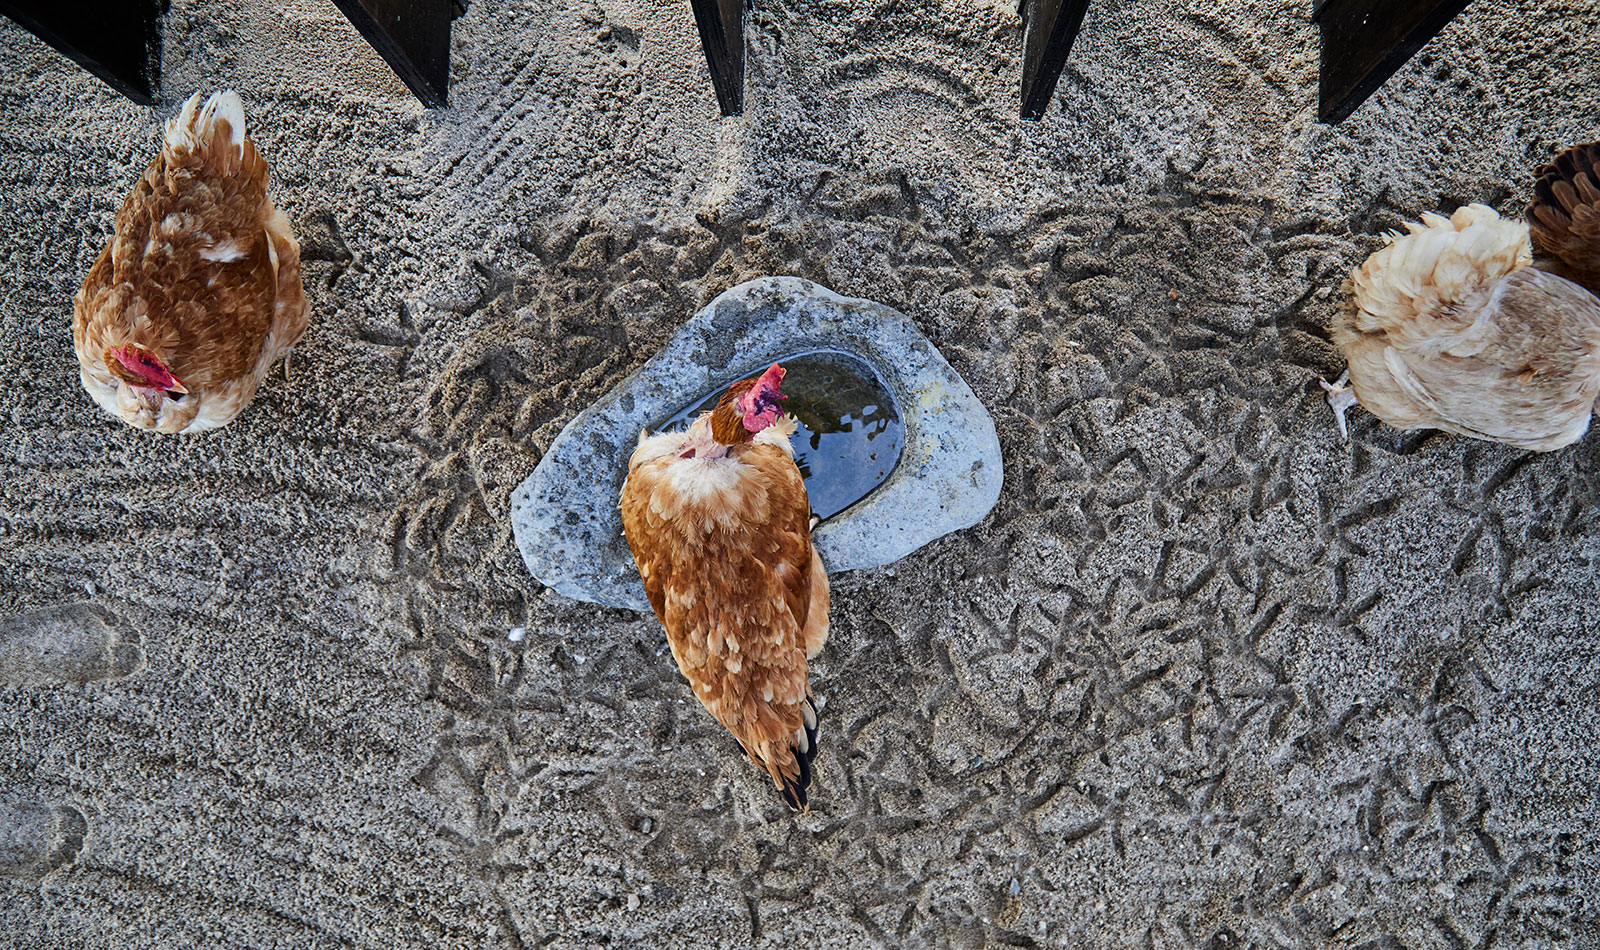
[106,344,188,393]
[752,362,785,398]
[730,362,787,435]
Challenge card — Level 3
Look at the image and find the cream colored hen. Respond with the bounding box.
[1326,145,1600,451]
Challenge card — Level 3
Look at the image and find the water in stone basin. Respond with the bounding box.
[653,350,904,521]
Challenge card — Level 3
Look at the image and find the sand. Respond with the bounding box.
[1,0,1596,946]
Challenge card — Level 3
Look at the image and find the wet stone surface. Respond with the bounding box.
[653,349,903,521]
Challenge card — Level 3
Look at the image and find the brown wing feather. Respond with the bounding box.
[800,545,830,660]
[620,435,827,809]
[1528,142,1600,295]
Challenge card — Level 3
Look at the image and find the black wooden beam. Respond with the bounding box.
[330,0,454,107]
[1019,0,1091,119]
[1315,0,1474,125]
[0,0,165,104]
[688,0,744,116]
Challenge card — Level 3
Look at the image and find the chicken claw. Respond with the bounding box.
[1320,370,1356,441]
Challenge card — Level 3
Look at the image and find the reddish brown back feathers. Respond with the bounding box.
[1528,142,1600,294]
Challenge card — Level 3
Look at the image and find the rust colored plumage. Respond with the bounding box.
[1528,141,1600,296]
[73,91,309,433]
[619,365,829,810]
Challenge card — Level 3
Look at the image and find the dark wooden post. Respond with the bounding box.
[1019,0,1092,120]
[329,0,455,107]
[688,0,744,116]
[1315,0,1474,124]
[0,0,165,104]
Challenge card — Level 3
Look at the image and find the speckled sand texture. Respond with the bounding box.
[1,0,1597,946]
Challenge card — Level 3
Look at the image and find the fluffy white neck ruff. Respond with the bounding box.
[677,415,729,459]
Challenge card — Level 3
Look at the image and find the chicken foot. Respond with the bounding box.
[1320,370,1358,441]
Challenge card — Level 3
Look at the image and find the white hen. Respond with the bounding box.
[1327,202,1600,451]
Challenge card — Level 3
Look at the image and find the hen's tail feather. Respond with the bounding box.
[164,92,203,149]
[776,698,820,812]
[163,91,252,176]
[1528,142,1600,294]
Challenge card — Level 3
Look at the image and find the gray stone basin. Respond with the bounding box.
[510,276,1003,611]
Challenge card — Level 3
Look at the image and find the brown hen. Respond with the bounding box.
[73,91,308,433]
[1528,142,1600,295]
[619,363,830,811]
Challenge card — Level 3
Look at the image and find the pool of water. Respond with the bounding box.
[652,350,903,521]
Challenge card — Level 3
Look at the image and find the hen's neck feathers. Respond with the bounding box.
[710,381,756,445]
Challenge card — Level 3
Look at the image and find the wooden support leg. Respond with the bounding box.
[330,0,456,108]
[0,0,165,104]
[1314,0,1474,125]
[1019,0,1091,120]
[688,0,744,117]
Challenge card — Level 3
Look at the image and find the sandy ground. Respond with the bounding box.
[1,0,1597,946]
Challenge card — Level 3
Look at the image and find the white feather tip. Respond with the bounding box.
[165,90,246,154]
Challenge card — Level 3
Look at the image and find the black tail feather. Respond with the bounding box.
[779,751,811,811]
[777,698,820,812]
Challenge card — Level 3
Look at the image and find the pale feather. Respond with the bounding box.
[1334,204,1600,450]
